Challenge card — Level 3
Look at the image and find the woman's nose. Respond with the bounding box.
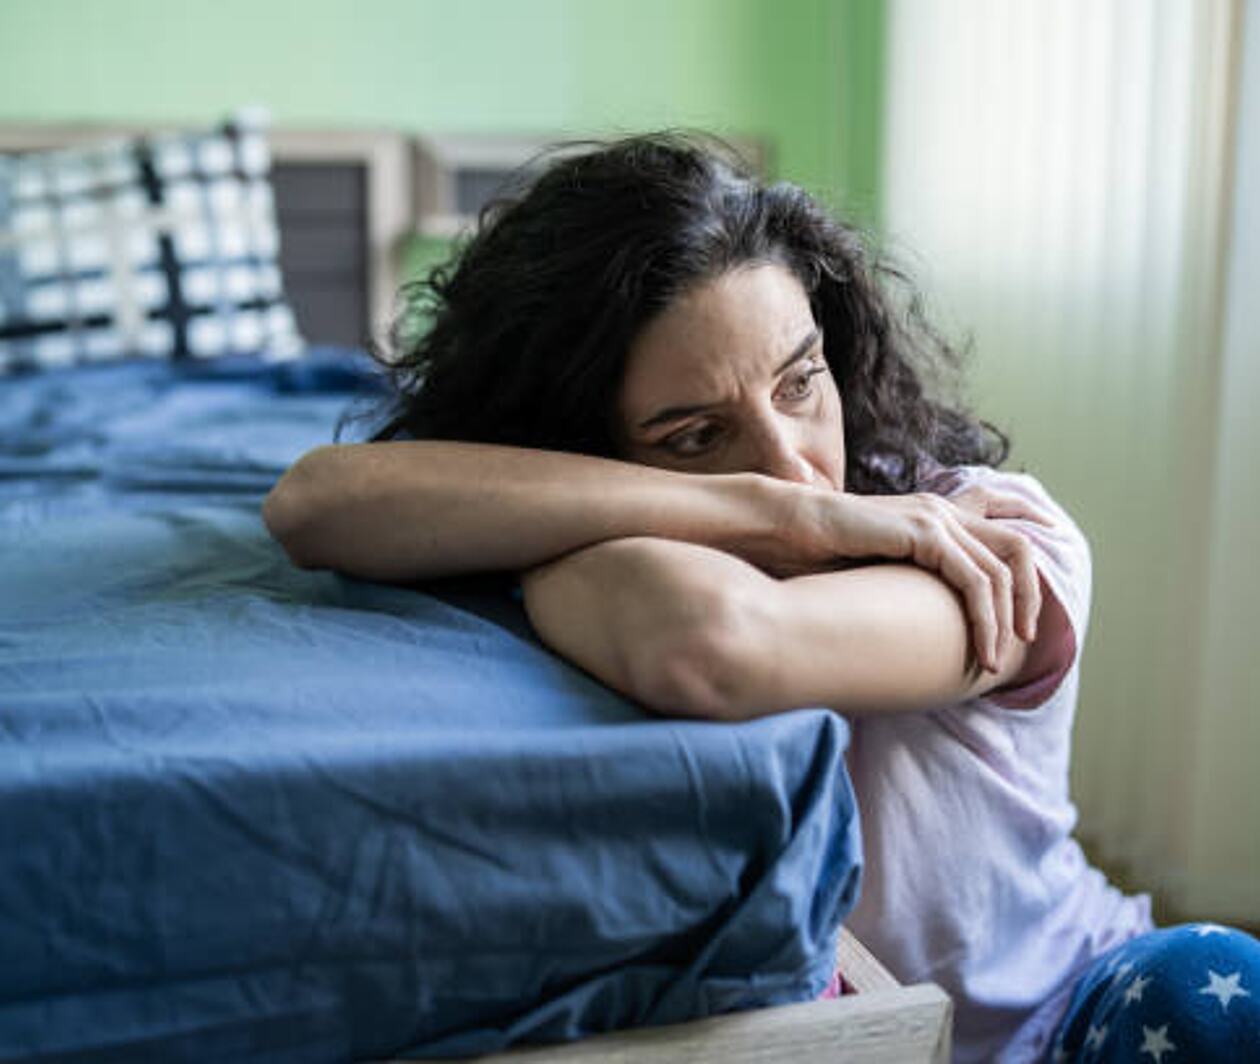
[750,423,814,485]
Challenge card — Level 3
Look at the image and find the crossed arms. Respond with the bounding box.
[264,441,1062,720]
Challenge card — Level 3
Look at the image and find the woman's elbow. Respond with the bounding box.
[262,449,334,569]
[526,537,769,721]
[630,591,758,721]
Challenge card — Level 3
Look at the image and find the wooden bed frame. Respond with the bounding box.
[1,119,953,1063]
[407,931,950,1064]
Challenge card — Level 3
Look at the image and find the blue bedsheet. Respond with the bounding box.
[0,351,861,1063]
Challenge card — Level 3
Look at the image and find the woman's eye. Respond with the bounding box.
[665,422,722,456]
[779,364,826,402]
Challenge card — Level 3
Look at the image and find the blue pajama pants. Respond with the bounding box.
[1049,923,1260,1061]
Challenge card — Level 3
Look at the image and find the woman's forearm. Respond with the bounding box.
[523,539,1041,721]
[264,443,1041,673]
[262,440,788,582]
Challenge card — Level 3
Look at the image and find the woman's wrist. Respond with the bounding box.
[696,473,822,576]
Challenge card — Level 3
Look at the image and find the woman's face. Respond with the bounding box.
[616,262,846,490]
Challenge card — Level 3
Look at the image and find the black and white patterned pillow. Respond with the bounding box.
[0,108,303,373]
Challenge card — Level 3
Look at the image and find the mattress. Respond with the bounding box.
[0,350,862,1062]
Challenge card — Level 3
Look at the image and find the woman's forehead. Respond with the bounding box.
[620,264,816,411]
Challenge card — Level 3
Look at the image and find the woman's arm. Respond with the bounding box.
[262,441,786,582]
[521,535,1060,718]
[264,442,1040,670]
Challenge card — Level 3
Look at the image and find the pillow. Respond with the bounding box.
[0,107,303,373]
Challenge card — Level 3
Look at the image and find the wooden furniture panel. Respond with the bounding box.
[413,133,770,240]
[273,162,367,348]
[411,987,951,1064]
[387,931,951,1064]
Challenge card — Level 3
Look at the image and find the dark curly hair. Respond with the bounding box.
[366,132,1007,494]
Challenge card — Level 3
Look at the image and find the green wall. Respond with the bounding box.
[0,0,884,238]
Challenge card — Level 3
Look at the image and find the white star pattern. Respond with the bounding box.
[1140,1023,1176,1062]
[1085,1023,1108,1051]
[1123,973,1153,1006]
[1195,923,1229,937]
[1199,969,1251,1011]
[1109,958,1135,980]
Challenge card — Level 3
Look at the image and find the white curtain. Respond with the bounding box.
[881,0,1254,920]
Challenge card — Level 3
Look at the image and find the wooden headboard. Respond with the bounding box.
[0,123,412,349]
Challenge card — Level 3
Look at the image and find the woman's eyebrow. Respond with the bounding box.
[637,327,822,431]
[772,326,823,375]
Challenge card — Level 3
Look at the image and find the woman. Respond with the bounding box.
[264,134,1258,1062]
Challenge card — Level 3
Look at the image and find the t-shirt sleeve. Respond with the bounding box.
[943,467,1092,711]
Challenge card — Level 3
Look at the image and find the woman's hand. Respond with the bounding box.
[757,480,1050,674]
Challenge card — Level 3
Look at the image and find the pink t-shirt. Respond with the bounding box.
[841,466,1153,1062]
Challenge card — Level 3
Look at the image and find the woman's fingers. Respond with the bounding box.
[940,537,1002,672]
[907,505,1004,671]
[948,486,1047,642]
[911,497,1040,671]
[1006,527,1041,642]
[960,514,1042,642]
[948,518,1016,668]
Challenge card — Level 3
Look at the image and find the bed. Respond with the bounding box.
[0,116,951,1063]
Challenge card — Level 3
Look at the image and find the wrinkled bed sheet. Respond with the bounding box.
[0,351,861,1062]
